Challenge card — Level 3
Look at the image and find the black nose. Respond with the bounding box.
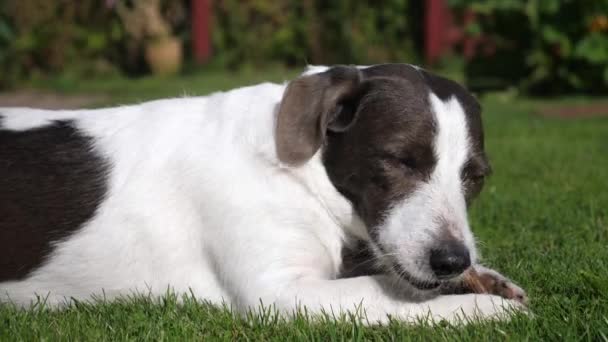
[430,240,471,278]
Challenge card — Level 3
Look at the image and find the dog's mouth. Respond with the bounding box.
[371,242,442,290]
[390,261,441,290]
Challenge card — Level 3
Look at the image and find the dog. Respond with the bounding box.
[0,64,526,324]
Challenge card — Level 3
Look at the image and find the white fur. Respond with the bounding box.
[0,67,520,324]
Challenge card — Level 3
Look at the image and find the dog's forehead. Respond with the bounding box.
[360,63,423,81]
[359,64,483,147]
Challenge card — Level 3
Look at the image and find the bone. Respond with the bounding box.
[462,268,488,293]
[462,268,529,306]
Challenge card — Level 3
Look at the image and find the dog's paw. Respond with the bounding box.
[427,294,525,325]
[465,294,525,321]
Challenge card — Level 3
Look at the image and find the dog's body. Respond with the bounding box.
[0,64,525,324]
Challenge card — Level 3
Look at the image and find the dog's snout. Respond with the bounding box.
[430,240,471,278]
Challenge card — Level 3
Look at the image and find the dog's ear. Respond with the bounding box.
[276,66,362,165]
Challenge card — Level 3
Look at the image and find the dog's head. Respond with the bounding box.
[276,64,490,290]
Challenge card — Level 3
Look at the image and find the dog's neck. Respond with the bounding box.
[222,80,369,243]
[286,152,369,242]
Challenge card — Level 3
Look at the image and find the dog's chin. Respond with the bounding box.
[390,261,441,291]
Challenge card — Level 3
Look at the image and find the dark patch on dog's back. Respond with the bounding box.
[0,121,108,281]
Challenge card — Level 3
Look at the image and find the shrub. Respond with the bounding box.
[212,0,420,68]
[0,0,125,88]
[449,0,608,94]
[0,0,420,86]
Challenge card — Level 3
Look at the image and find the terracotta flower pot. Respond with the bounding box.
[145,37,183,76]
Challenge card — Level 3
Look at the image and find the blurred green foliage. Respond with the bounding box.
[0,1,125,89]
[0,0,419,89]
[1,0,606,95]
[449,0,608,94]
[212,0,419,68]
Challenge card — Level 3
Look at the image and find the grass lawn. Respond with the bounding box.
[22,67,302,107]
[1,70,607,340]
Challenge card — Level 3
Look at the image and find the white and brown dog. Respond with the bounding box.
[0,64,526,324]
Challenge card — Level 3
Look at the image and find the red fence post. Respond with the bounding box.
[426,0,466,65]
[426,0,480,65]
[192,0,212,64]
[425,0,444,65]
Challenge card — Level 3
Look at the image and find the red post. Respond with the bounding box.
[425,0,445,65]
[426,0,481,64]
[192,0,212,64]
[426,0,464,65]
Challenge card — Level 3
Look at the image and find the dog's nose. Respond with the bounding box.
[430,240,471,278]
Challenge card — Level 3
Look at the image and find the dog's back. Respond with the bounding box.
[0,83,299,306]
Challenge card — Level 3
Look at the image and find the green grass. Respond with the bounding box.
[2,71,608,340]
[23,67,301,107]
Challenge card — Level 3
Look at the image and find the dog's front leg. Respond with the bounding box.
[270,275,522,325]
[441,265,528,305]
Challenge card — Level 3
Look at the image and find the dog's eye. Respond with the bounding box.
[463,172,484,184]
[462,164,487,183]
[399,156,417,170]
[377,152,418,171]
[469,173,485,182]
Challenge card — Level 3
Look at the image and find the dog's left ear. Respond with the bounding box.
[276,66,362,166]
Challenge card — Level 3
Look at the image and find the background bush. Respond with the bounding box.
[0,0,124,88]
[212,0,420,68]
[1,0,606,95]
[450,0,608,94]
[0,0,420,89]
